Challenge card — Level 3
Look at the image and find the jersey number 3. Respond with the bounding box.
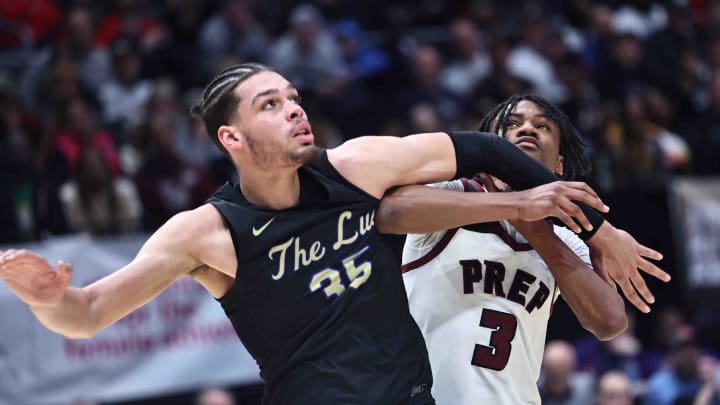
[472,309,518,371]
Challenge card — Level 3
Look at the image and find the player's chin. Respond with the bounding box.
[292,144,322,164]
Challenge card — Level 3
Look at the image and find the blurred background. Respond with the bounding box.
[0,0,719,404]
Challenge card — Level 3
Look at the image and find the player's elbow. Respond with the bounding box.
[589,310,628,341]
[376,199,407,234]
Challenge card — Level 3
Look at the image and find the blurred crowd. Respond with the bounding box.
[2,0,720,243]
[2,0,720,404]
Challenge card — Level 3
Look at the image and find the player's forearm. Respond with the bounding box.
[521,228,627,340]
[30,286,99,339]
[376,185,521,234]
[448,131,605,241]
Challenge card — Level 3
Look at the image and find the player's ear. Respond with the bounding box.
[218,125,245,152]
[555,155,564,176]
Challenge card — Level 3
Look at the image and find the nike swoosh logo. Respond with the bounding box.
[252,217,275,237]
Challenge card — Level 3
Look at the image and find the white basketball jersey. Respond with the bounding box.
[402,179,590,405]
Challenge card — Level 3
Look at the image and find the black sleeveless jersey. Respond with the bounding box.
[207,151,434,404]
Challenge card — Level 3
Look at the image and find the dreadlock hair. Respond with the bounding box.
[476,93,591,180]
[190,63,275,158]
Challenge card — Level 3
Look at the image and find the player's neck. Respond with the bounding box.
[239,167,301,210]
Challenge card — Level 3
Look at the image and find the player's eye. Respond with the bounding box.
[507,121,519,128]
[262,99,277,110]
[289,94,302,104]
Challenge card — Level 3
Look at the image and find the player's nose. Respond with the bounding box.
[517,122,538,137]
[286,102,305,121]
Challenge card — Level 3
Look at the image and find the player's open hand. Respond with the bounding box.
[587,223,670,313]
[0,250,73,307]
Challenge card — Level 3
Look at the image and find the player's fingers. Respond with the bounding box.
[0,249,16,263]
[565,188,609,214]
[12,251,48,264]
[637,244,664,261]
[565,181,598,197]
[617,278,650,313]
[58,260,73,282]
[556,209,582,234]
[560,200,593,232]
[630,270,654,305]
[638,258,671,282]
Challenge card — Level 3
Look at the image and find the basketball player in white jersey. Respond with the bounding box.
[376,94,663,404]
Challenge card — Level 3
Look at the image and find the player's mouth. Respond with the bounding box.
[516,137,539,150]
[292,122,314,144]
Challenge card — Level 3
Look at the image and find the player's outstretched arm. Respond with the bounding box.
[376,181,607,235]
[511,219,628,340]
[0,207,219,339]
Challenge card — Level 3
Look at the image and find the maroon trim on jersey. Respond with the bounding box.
[468,178,484,192]
[402,228,459,273]
[460,177,533,252]
[487,222,534,252]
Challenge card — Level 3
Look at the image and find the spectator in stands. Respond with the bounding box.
[20,6,111,108]
[334,18,390,83]
[610,0,667,40]
[93,0,162,48]
[440,17,491,99]
[692,69,720,174]
[576,309,646,385]
[53,97,121,178]
[58,147,142,235]
[539,340,595,405]
[331,18,391,137]
[268,4,348,95]
[98,35,152,140]
[407,103,442,134]
[397,44,462,124]
[145,0,207,91]
[506,6,568,103]
[594,370,634,405]
[199,0,270,76]
[644,325,719,405]
[695,355,720,405]
[0,0,60,48]
[196,387,236,405]
[469,35,532,120]
[597,32,651,101]
[599,89,677,190]
[0,77,69,241]
[132,105,214,230]
[0,87,41,242]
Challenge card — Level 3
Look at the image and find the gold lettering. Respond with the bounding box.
[310,241,326,262]
[333,211,358,250]
[359,210,375,235]
[268,237,294,280]
[293,237,308,272]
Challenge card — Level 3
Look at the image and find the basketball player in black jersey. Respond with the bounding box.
[0,63,663,404]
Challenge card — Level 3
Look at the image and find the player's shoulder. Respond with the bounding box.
[160,204,226,240]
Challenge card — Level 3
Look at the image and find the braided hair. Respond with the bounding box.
[191,63,275,157]
[477,94,590,180]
